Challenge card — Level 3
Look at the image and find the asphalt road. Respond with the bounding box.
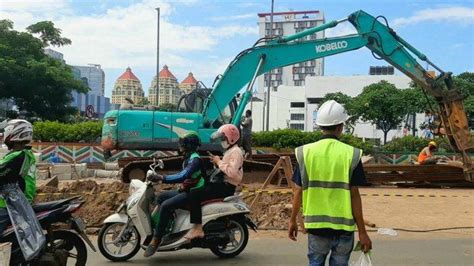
[87,231,474,265]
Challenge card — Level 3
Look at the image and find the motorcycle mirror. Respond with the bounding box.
[156,159,164,170]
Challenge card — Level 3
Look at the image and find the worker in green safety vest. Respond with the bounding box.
[288,100,372,266]
[0,119,36,234]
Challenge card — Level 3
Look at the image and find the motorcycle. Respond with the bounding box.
[1,196,95,265]
[98,159,257,262]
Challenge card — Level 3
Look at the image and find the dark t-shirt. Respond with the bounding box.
[292,135,368,236]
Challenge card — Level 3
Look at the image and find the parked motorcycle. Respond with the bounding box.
[98,159,257,262]
[1,196,95,265]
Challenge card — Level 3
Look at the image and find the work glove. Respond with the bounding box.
[146,170,164,182]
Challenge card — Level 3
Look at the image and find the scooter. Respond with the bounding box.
[98,159,257,262]
[1,196,95,265]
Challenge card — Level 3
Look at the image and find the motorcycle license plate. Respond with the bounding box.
[73,217,86,232]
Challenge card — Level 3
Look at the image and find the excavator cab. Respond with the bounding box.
[177,88,238,128]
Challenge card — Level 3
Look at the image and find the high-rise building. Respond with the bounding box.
[148,65,183,105]
[179,72,199,94]
[73,64,105,96]
[44,48,65,63]
[112,67,145,105]
[43,49,113,118]
[256,10,325,96]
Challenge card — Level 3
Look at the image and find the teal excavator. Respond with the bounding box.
[102,10,473,180]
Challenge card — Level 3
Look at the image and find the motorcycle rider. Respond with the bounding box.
[144,132,206,257]
[185,124,244,240]
[0,119,37,234]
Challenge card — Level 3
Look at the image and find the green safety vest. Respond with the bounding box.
[295,138,361,231]
[0,149,37,208]
[189,152,205,190]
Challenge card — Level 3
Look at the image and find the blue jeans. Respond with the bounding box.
[0,208,9,235]
[308,233,354,266]
[154,190,188,238]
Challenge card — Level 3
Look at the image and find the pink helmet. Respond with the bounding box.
[211,124,240,145]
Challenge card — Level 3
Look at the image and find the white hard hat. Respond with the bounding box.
[2,119,33,143]
[316,100,349,126]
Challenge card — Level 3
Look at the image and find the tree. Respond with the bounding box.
[322,92,359,134]
[0,19,88,121]
[138,98,150,105]
[407,72,474,129]
[354,81,406,144]
[157,103,177,111]
[26,21,71,47]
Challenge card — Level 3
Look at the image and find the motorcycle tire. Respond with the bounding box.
[210,218,249,259]
[98,222,141,262]
[47,229,88,266]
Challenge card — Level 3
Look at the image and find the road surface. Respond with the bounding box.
[87,231,473,265]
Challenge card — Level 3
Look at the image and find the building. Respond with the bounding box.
[179,72,199,94]
[73,64,105,96]
[251,71,425,142]
[44,48,65,63]
[112,67,145,105]
[256,10,325,98]
[43,49,114,118]
[148,65,183,105]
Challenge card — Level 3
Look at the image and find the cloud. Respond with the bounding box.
[0,0,68,12]
[211,13,255,21]
[325,23,357,37]
[393,6,474,27]
[0,0,258,70]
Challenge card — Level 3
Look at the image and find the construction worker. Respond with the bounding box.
[288,100,372,266]
[241,109,253,159]
[418,141,439,165]
[0,120,37,234]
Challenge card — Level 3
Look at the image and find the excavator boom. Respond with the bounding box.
[202,10,472,179]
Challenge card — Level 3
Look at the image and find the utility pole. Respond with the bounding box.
[265,0,274,131]
[156,7,160,106]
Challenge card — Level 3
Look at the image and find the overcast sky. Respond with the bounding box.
[1,0,473,97]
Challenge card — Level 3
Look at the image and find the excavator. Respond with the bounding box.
[101,10,473,181]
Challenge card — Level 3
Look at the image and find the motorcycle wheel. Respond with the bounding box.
[98,222,141,262]
[47,229,88,266]
[210,218,249,258]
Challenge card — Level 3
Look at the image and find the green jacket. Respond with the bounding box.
[0,149,37,207]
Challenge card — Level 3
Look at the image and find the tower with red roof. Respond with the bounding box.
[112,67,145,105]
[179,72,199,94]
[148,65,183,106]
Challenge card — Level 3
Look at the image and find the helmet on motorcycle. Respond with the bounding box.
[211,124,240,146]
[2,119,33,145]
[178,132,201,153]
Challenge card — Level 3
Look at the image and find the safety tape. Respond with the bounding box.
[36,191,128,196]
[35,190,470,198]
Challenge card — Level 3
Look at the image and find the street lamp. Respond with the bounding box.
[156,7,160,107]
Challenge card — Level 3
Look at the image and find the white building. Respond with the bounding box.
[251,73,426,142]
[256,10,325,98]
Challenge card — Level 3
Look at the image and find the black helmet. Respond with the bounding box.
[178,132,201,153]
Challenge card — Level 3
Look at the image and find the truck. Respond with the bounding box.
[101,10,473,181]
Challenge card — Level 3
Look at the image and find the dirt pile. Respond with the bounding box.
[37,180,130,227]
[244,193,294,230]
[36,180,292,229]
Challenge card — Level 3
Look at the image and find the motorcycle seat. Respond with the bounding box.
[32,196,80,212]
[201,198,224,206]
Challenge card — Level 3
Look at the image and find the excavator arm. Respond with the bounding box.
[202,10,472,179]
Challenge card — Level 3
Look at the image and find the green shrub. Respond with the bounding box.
[33,121,102,142]
[383,135,453,153]
[252,129,373,154]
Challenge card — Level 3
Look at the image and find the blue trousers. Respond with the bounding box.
[154,190,188,238]
[307,233,354,266]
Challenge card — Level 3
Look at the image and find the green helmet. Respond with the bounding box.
[178,132,201,153]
